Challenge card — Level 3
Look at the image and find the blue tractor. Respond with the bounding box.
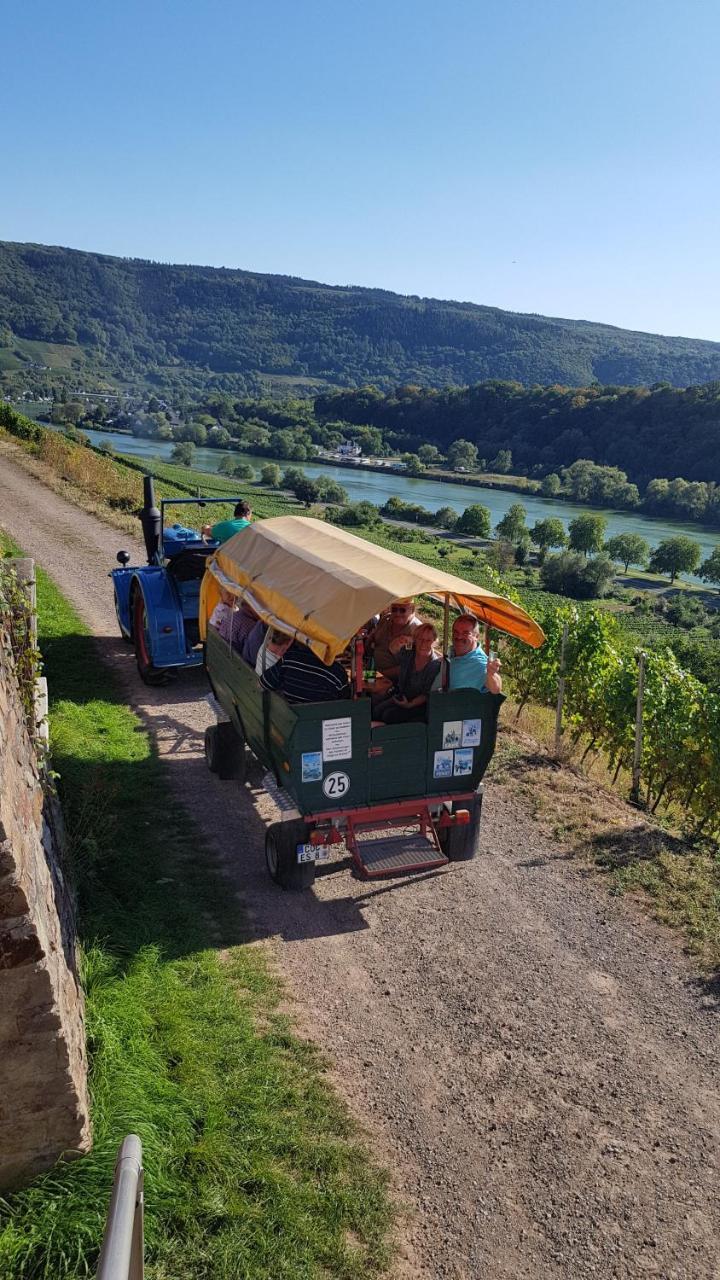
[111,476,243,685]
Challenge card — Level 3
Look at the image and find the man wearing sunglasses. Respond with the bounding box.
[444,614,502,694]
[366,598,422,678]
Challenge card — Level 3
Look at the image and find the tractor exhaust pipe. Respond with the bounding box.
[140,475,161,564]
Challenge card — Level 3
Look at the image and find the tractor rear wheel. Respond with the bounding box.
[204,722,247,782]
[132,590,169,686]
[265,820,316,890]
[439,791,482,862]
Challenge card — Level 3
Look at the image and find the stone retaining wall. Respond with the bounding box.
[0,560,90,1189]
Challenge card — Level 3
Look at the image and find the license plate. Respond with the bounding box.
[296,843,330,864]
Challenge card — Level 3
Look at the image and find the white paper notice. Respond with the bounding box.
[322,716,353,762]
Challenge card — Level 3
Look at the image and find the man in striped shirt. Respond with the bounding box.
[259,641,350,704]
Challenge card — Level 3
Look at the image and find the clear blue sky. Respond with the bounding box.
[3,0,719,340]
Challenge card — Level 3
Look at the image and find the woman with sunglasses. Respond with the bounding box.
[372,623,441,724]
[365,597,422,678]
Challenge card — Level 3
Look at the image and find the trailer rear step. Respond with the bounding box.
[347,809,448,878]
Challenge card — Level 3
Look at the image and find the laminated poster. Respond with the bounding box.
[433,750,454,779]
[442,720,463,749]
[322,716,352,762]
[301,751,323,783]
[453,748,474,776]
[461,718,482,747]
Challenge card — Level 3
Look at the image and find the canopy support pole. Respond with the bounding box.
[442,595,450,691]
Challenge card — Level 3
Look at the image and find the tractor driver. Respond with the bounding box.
[202,501,252,544]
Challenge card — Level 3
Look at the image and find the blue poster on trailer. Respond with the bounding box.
[433,750,454,779]
[301,751,323,782]
[453,748,474,776]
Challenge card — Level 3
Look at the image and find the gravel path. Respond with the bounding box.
[2,443,720,1279]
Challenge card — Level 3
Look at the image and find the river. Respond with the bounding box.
[70,426,719,573]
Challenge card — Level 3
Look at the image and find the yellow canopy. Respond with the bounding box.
[199,516,545,662]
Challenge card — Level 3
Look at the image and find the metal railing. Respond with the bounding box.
[96,1136,144,1280]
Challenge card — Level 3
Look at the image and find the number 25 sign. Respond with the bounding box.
[322,771,350,799]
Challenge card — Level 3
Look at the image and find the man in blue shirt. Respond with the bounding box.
[446,615,502,693]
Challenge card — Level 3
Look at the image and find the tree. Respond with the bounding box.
[418,444,443,465]
[330,500,380,527]
[456,504,491,537]
[294,477,321,506]
[207,426,231,449]
[540,551,615,599]
[447,439,478,472]
[604,533,649,573]
[495,502,527,546]
[218,455,236,475]
[541,473,562,497]
[530,517,567,562]
[233,462,255,481]
[434,506,458,530]
[401,452,426,476]
[315,478,348,503]
[700,546,720,587]
[568,513,607,557]
[171,441,195,467]
[490,449,513,474]
[260,462,282,486]
[648,536,702,583]
[282,466,306,490]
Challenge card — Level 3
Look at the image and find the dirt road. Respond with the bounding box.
[2,443,719,1279]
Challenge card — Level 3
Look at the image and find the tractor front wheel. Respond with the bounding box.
[204,722,247,782]
[132,590,169,686]
[265,820,316,891]
[114,588,133,643]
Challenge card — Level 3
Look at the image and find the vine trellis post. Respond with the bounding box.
[630,650,646,805]
[554,623,568,750]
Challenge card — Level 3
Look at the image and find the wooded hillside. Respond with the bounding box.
[3,240,720,392]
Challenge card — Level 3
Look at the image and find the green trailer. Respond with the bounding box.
[200,516,544,890]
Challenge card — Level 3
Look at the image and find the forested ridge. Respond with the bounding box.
[316,382,720,486]
[4,239,720,393]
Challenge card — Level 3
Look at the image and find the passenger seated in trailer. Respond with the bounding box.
[255,628,293,676]
[372,623,441,724]
[208,590,234,643]
[365,597,422,678]
[232,598,259,651]
[259,641,350,704]
[438,614,503,694]
[242,619,267,667]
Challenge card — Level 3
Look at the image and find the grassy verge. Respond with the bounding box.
[0,539,393,1279]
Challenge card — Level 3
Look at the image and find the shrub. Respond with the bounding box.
[541,551,615,599]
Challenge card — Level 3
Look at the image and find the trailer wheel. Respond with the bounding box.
[204,722,247,782]
[440,791,483,862]
[132,590,169,685]
[265,820,316,891]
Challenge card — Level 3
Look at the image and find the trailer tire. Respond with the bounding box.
[204,722,247,782]
[440,791,482,862]
[132,590,169,685]
[265,820,316,891]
